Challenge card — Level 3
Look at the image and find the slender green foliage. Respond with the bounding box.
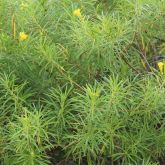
[0,0,164,164]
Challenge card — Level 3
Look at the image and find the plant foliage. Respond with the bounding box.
[0,0,165,164]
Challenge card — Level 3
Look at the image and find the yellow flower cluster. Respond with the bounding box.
[157,62,164,75]
[73,8,81,17]
[19,32,28,41]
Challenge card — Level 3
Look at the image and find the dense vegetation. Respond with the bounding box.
[0,0,165,164]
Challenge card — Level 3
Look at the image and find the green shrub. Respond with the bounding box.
[0,0,164,164]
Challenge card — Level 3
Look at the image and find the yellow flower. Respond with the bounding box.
[73,8,81,17]
[19,32,28,41]
[157,62,164,74]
